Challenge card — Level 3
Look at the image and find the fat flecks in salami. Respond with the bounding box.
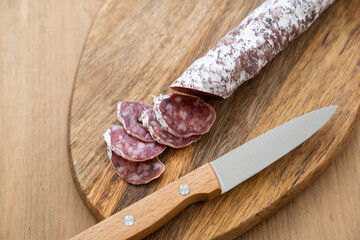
[103,125,166,162]
[117,101,154,142]
[141,108,202,148]
[153,94,216,138]
[108,150,165,185]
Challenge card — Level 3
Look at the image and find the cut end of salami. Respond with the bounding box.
[117,101,154,142]
[108,150,165,185]
[141,108,202,148]
[153,94,216,138]
[103,125,166,162]
[170,86,224,99]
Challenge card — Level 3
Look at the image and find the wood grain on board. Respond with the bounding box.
[66,0,360,239]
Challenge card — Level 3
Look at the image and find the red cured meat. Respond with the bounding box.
[153,94,216,138]
[103,125,166,161]
[141,108,201,148]
[108,150,164,185]
[117,101,154,142]
[170,0,335,99]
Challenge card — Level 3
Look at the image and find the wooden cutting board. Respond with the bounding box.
[68,0,360,239]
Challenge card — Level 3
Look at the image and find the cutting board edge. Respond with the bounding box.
[66,0,108,222]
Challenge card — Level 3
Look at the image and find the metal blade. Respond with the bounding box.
[210,105,337,194]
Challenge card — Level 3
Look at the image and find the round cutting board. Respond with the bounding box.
[68,0,360,239]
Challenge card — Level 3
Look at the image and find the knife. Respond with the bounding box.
[71,105,337,240]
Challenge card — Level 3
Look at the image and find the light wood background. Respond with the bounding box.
[1,1,359,240]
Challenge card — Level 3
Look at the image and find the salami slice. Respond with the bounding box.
[153,94,216,138]
[108,150,164,185]
[103,125,166,161]
[141,108,201,148]
[117,101,154,142]
[170,0,335,99]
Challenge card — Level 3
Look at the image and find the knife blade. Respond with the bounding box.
[211,105,337,193]
[71,105,337,240]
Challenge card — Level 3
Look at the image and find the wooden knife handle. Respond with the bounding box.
[71,163,222,240]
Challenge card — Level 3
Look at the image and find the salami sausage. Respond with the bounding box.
[170,0,335,99]
[103,125,166,162]
[141,108,201,148]
[153,94,216,138]
[108,150,164,185]
[117,101,154,142]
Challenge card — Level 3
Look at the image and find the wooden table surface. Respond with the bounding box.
[1,1,359,239]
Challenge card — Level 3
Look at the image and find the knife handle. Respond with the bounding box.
[71,163,222,240]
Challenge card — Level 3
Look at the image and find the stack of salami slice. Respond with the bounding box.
[104,94,216,185]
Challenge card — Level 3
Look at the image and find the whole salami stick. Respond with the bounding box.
[170,0,335,99]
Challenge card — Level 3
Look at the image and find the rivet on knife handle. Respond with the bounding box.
[70,163,222,240]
